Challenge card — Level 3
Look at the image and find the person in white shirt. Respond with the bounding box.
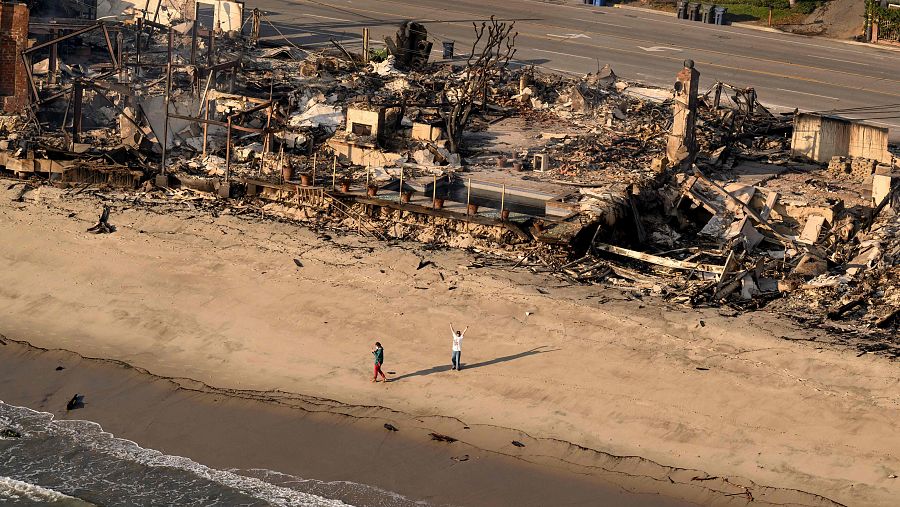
[449,323,468,371]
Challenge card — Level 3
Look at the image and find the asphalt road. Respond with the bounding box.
[249,0,900,139]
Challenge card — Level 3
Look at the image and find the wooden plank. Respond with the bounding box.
[693,169,797,246]
[595,242,725,274]
[759,190,780,221]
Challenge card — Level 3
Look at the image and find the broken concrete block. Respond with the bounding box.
[216,181,232,198]
[534,153,549,172]
[413,149,435,166]
[411,122,443,142]
[586,64,617,89]
[569,87,590,114]
[875,164,893,176]
[845,242,881,277]
[873,173,896,205]
[650,157,668,173]
[798,215,826,244]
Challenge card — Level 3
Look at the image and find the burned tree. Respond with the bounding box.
[440,17,517,154]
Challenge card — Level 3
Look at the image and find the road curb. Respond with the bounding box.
[612,4,674,16]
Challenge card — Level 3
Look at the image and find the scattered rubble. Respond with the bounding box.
[0,3,898,353]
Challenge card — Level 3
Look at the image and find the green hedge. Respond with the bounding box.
[714,0,820,11]
[869,0,900,25]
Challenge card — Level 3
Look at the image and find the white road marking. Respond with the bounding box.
[530,48,594,60]
[291,11,354,22]
[638,46,682,52]
[547,33,591,39]
[775,88,840,100]
[806,54,870,66]
[571,17,630,29]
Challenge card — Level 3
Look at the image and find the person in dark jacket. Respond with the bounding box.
[372,342,387,382]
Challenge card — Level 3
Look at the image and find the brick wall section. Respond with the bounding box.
[0,2,29,113]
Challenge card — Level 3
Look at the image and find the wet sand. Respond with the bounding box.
[0,338,740,507]
[0,180,898,505]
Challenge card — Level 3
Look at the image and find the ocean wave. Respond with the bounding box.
[0,401,354,506]
[0,476,94,505]
[239,469,433,507]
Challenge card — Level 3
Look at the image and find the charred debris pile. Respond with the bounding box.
[1,6,898,349]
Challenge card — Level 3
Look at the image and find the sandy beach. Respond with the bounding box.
[1,180,898,506]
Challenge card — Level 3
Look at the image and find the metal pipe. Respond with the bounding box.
[49,30,58,85]
[168,112,263,133]
[102,24,118,69]
[191,3,200,65]
[201,96,210,156]
[72,81,83,148]
[225,116,233,181]
[136,17,142,64]
[160,30,174,175]
[116,30,124,78]
[466,177,471,214]
[24,23,102,54]
[207,25,216,86]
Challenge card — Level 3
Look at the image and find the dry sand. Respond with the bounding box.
[1,180,898,506]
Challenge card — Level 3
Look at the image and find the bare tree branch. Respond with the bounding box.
[440,16,517,154]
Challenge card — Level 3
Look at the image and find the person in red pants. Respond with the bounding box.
[372,342,388,382]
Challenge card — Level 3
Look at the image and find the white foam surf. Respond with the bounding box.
[0,476,92,505]
[1,401,352,506]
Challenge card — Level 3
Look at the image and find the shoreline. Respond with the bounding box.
[0,337,836,507]
[0,181,898,505]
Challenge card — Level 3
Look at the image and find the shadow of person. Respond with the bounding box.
[391,346,559,382]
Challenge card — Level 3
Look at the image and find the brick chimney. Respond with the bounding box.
[0,2,30,113]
